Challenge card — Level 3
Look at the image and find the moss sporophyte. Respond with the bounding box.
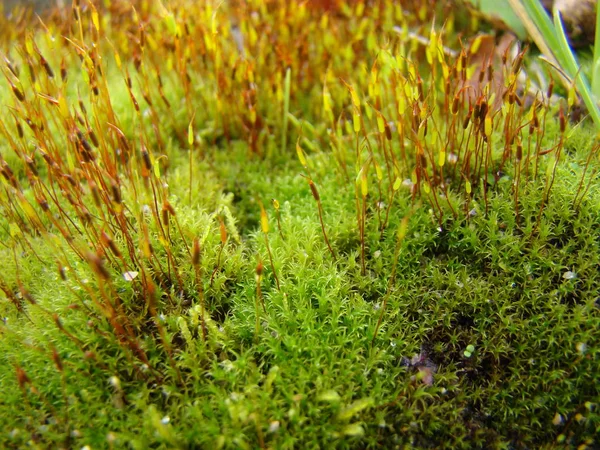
[0,0,598,448]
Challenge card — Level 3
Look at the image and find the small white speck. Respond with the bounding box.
[268,421,280,433]
[576,342,587,354]
[563,271,577,280]
[161,416,170,425]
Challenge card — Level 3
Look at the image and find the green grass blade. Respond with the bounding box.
[521,0,560,52]
[282,67,292,154]
[592,1,600,97]
[553,9,600,128]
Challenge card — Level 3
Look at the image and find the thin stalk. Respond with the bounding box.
[281,68,291,154]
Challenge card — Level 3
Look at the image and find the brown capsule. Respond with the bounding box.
[77,130,92,153]
[139,25,145,49]
[52,347,63,372]
[516,138,523,161]
[101,231,121,257]
[15,119,23,138]
[37,194,49,211]
[86,252,110,280]
[502,46,509,65]
[417,76,424,102]
[412,103,420,133]
[27,61,36,83]
[384,121,392,141]
[141,147,152,171]
[89,181,101,207]
[142,92,153,107]
[478,101,488,122]
[161,207,169,226]
[53,313,64,330]
[62,173,77,187]
[5,59,19,77]
[512,49,525,74]
[130,93,139,111]
[165,201,176,216]
[11,84,25,102]
[88,128,99,147]
[160,90,171,108]
[110,179,122,204]
[79,205,93,225]
[1,162,14,179]
[57,262,67,281]
[256,260,263,277]
[559,107,566,133]
[15,365,31,389]
[133,54,141,72]
[25,119,37,132]
[23,290,36,304]
[463,108,472,129]
[515,94,523,107]
[60,59,67,82]
[487,63,493,82]
[451,95,459,115]
[24,155,38,176]
[547,78,554,99]
[40,56,54,78]
[192,238,201,266]
[78,100,87,115]
[309,180,320,202]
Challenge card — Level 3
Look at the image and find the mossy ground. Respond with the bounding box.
[0,1,599,449]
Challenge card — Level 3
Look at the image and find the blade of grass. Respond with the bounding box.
[281,67,291,154]
[592,2,600,97]
[553,9,600,128]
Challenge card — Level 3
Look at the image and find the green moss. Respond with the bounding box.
[0,1,598,449]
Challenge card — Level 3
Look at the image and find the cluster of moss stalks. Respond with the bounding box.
[0,0,598,448]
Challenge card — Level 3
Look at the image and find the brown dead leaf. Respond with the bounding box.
[462,33,520,111]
